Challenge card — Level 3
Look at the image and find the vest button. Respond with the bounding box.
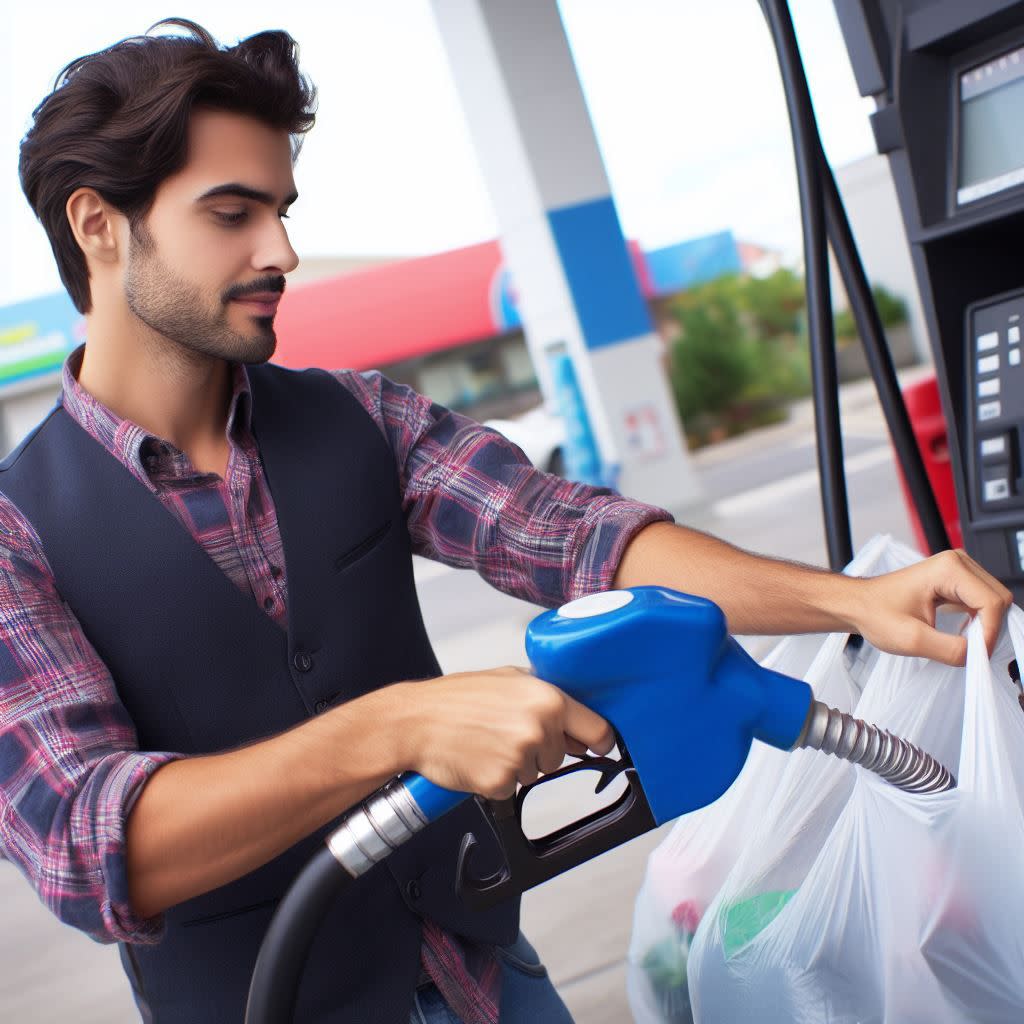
[314,699,328,714]
[293,651,313,673]
[406,880,422,902]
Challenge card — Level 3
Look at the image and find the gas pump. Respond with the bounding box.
[834,0,1024,600]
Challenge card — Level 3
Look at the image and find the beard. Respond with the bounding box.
[124,222,280,365]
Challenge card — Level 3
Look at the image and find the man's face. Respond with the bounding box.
[123,108,299,364]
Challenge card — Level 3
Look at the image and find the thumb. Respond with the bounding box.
[896,619,967,667]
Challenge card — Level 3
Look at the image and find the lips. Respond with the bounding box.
[232,293,282,316]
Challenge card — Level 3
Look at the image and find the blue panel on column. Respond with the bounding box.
[547,197,652,350]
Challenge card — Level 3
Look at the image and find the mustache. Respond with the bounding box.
[223,276,287,303]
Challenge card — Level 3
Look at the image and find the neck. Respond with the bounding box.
[78,303,233,470]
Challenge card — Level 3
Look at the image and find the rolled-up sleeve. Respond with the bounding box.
[0,494,181,944]
[333,370,674,607]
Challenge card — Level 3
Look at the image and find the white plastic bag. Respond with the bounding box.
[625,535,919,1023]
[686,557,1024,1022]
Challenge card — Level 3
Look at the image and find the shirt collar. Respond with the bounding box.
[61,344,254,491]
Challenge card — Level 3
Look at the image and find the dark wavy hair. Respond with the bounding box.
[19,18,317,313]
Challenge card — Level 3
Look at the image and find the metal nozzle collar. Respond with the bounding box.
[327,777,429,878]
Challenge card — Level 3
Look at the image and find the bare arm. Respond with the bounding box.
[125,684,407,919]
[125,668,613,919]
[613,521,1013,665]
[612,522,854,635]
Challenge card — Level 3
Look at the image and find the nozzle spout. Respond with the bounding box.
[793,700,956,794]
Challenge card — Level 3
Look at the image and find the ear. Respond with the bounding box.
[66,188,125,266]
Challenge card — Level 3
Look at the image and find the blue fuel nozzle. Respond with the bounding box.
[526,587,813,825]
[322,587,814,905]
[325,587,952,910]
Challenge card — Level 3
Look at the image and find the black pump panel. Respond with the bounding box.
[835,0,1024,597]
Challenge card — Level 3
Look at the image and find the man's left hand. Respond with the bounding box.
[851,549,1014,666]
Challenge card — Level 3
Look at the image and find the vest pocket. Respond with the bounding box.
[181,896,281,927]
[334,519,392,572]
[495,932,549,978]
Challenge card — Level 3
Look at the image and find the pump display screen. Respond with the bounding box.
[958,48,1024,205]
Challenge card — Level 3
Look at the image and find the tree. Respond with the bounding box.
[668,287,755,423]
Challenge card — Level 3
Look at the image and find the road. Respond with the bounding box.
[0,376,924,1022]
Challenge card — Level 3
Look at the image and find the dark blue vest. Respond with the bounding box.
[0,364,518,1023]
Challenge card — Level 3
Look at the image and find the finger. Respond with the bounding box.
[913,551,1007,655]
[562,694,615,755]
[536,755,567,775]
[947,550,1015,639]
[564,736,589,757]
[537,736,568,774]
[936,562,1010,655]
[952,549,1015,606]
[893,618,968,667]
[515,761,540,788]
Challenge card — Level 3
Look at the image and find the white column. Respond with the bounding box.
[430,0,702,511]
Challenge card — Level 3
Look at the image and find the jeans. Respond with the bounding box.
[409,932,576,1024]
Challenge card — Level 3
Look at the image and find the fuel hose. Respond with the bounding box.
[245,774,465,1024]
[245,846,349,1024]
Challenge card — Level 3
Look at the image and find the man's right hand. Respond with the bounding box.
[393,667,616,801]
[125,666,612,918]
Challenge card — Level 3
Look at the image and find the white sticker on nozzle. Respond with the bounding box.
[558,590,634,619]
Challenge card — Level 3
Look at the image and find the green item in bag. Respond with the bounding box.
[722,889,797,956]
[641,935,695,1023]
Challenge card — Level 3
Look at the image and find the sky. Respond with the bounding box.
[0,0,877,309]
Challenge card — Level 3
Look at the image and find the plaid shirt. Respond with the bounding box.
[0,347,671,1014]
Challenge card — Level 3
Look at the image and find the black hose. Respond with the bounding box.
[761,0,853,570]
[245,846,351,1024]
[818,145,951,553]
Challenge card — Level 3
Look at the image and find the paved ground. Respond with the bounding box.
[0,370,928,1021]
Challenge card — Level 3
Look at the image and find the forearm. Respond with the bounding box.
[125,683,411,919]
[613,521,867,635]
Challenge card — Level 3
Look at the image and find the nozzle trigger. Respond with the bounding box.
[454,745,657,910]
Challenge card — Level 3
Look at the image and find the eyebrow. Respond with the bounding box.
[196,183,299,207]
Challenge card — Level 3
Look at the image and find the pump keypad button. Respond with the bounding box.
[984,478,1011,502]
[980,435,1008,461]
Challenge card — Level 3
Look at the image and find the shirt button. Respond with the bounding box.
[293,651,313,673]
[263,596,275,612]
[270,565,283,579]
[406,880,422,902]
[314,699,328,714]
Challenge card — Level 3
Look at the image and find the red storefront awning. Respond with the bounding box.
[273,241,504,371]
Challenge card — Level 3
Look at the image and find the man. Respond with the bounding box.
[3,18,1010,1024]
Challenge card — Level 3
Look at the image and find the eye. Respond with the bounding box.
[214,210,247,226]
[279,211,291,220]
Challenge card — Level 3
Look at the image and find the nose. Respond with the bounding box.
[253,214,299,276]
